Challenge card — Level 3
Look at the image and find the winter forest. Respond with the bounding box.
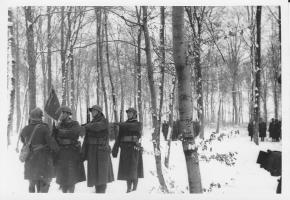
[5,6,282,195]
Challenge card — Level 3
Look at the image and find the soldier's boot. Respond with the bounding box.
[132,179,138,191]
[28,180,36,193]
[61,185,68,193]
[95,184,106,193]
[126,180,133,193]
[39,180,50,193]
[67,185,75,193]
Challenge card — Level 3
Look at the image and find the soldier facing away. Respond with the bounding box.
[20,107,58,193]
[112,108,144,193]
[81,105,114,193]
[53,106,86,193]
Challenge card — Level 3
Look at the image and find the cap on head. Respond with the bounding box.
[126,108,137,114]
[29,107,43,120]
[89,105,103,113]
[56,106,72,115]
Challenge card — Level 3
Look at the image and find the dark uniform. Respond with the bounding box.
[268,118,275,141]
[82,105,114,193]
[248,121,254,141]
[53,106,86,193]
[20,107,58,193]
[112,108,144,193]
[259,119,267,141]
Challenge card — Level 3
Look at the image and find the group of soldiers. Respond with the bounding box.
[248,118,281,142]
[20,105,143,193]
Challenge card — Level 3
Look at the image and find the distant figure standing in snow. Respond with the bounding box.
[20,107,58,193]
[248,120,254,141]
[81,105,114,193]
[259,118,267,142]
[268,118,275,142]
[112,108,144,193]
[53,106,86,193]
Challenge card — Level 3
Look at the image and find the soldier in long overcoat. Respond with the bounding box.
[112,108,144,193]
[268,118,275,141]
[53,106,86,193]
[259,118,267,141]
[20,107,58,193]
[248,120,254,141]
[81,105,114,193]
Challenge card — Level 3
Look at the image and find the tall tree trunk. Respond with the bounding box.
[253,6,262,145]
[7,8,16,145]
[172,6,203,193]
[263,68,267,126]
[105,11,118,122]
[142,6,168,193]
[164,77,176,168]
[115,43,124,122]
[25,6,36,112]
[136,7,143,125]
[61,7,67,106]
[97,8,109,119]
[158,6,166,133]
[47,6,52,125]
[37,16,48,122]
[15,8,21,131]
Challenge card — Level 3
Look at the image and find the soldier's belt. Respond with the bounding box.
[120,136,139,142]
[87,137,107,145]
[31,144,47,151]
[58,138,74,145]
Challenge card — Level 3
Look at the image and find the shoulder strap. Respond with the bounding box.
[27,124,41,145]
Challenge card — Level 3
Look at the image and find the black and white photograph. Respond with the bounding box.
[1,0,288,199]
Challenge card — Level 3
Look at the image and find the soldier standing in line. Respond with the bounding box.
[268,118,275,142]
[112,108,144,193]
[53,106,86,193]
[81,105,114,193]
[259,118,267,142]
[248,120,254,141]
[20,107,58,193]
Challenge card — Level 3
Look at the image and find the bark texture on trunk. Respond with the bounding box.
[172,6,202,193]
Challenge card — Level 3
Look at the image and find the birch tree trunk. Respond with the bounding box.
[142,6,168,193]
[7,8,16,145]
[158,6,166,134]
[172,6,202,193]
[15,8,21,131]
[253,6,262,145]
[105,10,118,122]
[136,6,143,124]
[96,8,109,119]
[25,6,36,112]
[46,6,52,125]
[164,77,176,168]
[61,7,67,106]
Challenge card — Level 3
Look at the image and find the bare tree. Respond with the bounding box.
[25,6,37,112]
[7,8,16,145]
[105,10,118,122]
[142,6,168,193]
[172,6,202,193]
[253,6,262,145]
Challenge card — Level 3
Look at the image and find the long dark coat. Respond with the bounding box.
[54,119,86,186]
[248,122,253,137]
[82,114,114,187]
[20,121,57,181]
[268,121,275,138]
[259,121,267,138]
[114,119,144,180]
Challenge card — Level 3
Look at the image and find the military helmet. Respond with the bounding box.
[89,105,103,113]
[29,107,43,120]
[126,108,137,114]
[56,105,72,115]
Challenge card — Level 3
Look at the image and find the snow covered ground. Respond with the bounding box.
[1,124,282,197]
